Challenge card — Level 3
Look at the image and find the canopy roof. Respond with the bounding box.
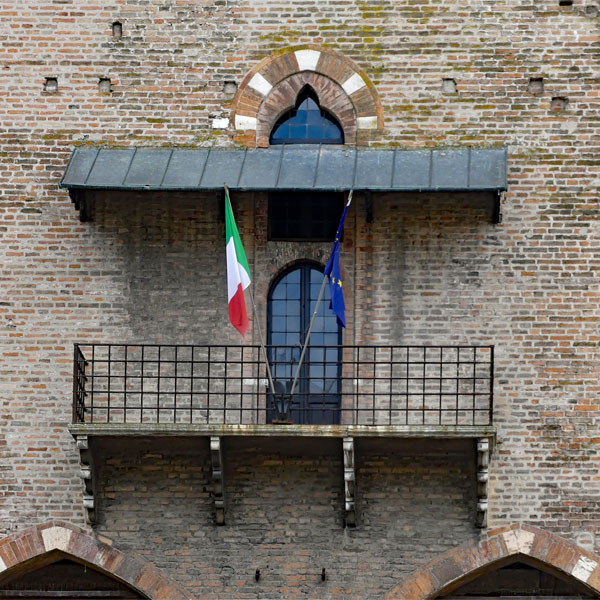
[61,145,507,193]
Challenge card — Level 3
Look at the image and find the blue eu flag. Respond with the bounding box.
[324,192,353,328]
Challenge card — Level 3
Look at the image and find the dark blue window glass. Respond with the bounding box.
[267,263,341,424]
[270,89,344,145]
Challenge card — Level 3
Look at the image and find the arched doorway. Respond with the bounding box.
[386,525,600,600]
[0,523,192,600]
[0,557,148,599]
[438,559,597,598]
[267,262,342,424]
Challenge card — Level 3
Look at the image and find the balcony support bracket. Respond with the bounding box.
[69,189,90,222]
[476,437,490,528]
[75,435,96,525]
[343,437,356,527]
[364,191,374,224]
[210,436,226,525]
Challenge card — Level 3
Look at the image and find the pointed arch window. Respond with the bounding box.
[267,262,342,424]
[269,87,344,145]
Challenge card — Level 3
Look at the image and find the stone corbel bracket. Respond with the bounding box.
[75,435,96,524]
[364,191,374,224]
[343,437,356,527]
[210,436,225,525]
[69,190,90,222]
[477,438,490,528]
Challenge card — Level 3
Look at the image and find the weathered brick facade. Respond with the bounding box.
[1,0,599,598]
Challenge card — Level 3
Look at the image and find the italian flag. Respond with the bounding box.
[225,190,251,336]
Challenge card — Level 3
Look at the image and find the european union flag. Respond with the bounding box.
[324,192,353,328]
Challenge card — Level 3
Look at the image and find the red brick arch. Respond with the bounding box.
[256,72,357,146]
[0,522,192,600]
[231,45,384,147]
[386,523,600,599]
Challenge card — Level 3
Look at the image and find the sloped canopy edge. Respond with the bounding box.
[60,146,507,193]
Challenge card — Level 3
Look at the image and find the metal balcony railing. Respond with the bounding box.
[72,344,494,426]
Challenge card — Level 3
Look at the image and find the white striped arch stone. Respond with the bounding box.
[233,47,382,133]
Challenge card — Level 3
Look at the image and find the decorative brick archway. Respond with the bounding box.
[386,523,600,599]
[231,46,384,147]
[0,522,192,600]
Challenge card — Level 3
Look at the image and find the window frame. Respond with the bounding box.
[267,191,345,242]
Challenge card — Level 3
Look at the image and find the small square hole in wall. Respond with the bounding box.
[442,78,457,94]
[528,77,544,94]
[98,78,111,93]
[551,96,569,111]
[223,81,237,95]
[559,0,573,5]
[585,4,599,16]
[44,77,58,93]
[112,21,123,39]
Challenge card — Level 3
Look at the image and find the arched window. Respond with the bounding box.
[267,262,342,424]
[269,87,344,145]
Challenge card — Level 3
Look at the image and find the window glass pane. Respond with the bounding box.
[272,300,286,316]
[269,191,343,241]
[286,332,299,345]
[271,333,286,346]
[287,283,300,299]
[286,300,301,316]
[286,315,300,332]
[269,88,344,145]
[311,348,324,362]
[272,316,286,332]
[286,269,300,284]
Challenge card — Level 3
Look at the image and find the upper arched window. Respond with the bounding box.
[269,87,344,145]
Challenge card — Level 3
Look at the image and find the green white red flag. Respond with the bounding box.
[225,190,251,336]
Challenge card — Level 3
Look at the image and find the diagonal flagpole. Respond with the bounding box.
[224,186,276,397]
[247,285,276,397]
[289,190,353,400]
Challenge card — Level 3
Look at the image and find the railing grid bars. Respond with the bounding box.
[207,346,211,423]
[472,347,476,425]
[189,346,194,424]
[405,347,410,426]
[107,345,111,424]
[489,346,495,425]
[173,346,178,424]
[438,347,443,425]
[123,346,128,423]
[140,346,144,423]
[388,347,393,426]
[239,347,243,424]
[73,344,494,427]
[422,347,426,425]
[455,347,460,425]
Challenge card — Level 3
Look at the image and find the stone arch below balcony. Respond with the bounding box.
[0,522,193,600]
[385,524,600,599]
[230,46,384,147]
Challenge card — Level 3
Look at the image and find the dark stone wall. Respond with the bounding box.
[95,437,477,598]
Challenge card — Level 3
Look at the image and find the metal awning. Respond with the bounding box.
[61,146,506,192]
[61,145,506,221]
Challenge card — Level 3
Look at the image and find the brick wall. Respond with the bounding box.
[96,437,476,598]
[1,0,599,596]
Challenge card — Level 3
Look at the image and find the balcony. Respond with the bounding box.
[72,343,493,430]
[69,343,495,527]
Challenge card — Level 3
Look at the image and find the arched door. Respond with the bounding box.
[268,263,342,424]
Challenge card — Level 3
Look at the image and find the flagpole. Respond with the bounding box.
[247,285,276,396]
[289,275,328,398]
[289,190,353,400]
[224,186,276,397]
